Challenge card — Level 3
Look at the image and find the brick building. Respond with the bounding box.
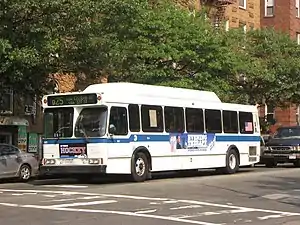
[199,0,260,30]
[259,0,300,133]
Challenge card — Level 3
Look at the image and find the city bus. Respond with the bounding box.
[40,82,261,182]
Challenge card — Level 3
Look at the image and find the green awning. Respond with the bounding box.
[0,116,29,126]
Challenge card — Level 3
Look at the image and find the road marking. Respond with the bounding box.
[101,194,169,201]
[177,209,255,219]
[135,209,157,214]
[2,189,300,219]
[79,196,103,200]
[258,214,286,220]
[0,203,18,207]
[163,200,179,204]
[170,205,202,210]
[0,189,98,196]
[43,195,56,198]
[41,198,76,203]
[42,185,88,189]
[41,196,103,203]
[176,199,300,216]
[11,193,23,196]
[0,203,222,225]
[262,193,290,200]
[47,200,117,208]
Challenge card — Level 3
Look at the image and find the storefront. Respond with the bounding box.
[0,116,29,151]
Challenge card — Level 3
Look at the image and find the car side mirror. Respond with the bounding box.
[109,124,116,135]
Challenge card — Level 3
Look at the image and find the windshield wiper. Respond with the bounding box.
[79,128,89,143]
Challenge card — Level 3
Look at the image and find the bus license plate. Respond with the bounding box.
[60,159,74,164]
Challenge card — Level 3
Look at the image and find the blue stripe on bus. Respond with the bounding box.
[43,134,260,145]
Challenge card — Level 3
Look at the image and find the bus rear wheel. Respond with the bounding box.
[131,152,149,182]
[222,149,239,174]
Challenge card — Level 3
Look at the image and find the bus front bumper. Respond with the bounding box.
[40,165,107,175]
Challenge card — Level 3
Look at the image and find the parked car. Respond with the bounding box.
[261,126,300,168]
[0,144,39,181]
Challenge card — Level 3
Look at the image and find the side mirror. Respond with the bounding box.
[108,124,116,135]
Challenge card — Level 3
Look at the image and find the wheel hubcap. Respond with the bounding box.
[229,154,236,170]
[135,158,145,176]
[21,167,30,180]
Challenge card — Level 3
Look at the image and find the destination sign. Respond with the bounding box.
[47,93,98,106]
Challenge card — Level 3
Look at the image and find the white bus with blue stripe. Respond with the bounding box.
[40,82,261,182]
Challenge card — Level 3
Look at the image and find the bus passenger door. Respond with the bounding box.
[107,105,132,174]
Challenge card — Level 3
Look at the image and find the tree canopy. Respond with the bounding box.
[1,0,300,106]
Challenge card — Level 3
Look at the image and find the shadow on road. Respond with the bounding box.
[26,168,254,186]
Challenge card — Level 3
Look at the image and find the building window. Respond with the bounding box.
[297,0,300,17]
[265,0,274,16]
[265,105,275,124]
[225,20,230,31]
[0,89,13,114]
[239,0,246,9]
[24,95,37,116]
[239,22,247,33]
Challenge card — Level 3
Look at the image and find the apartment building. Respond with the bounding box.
[259,0,300,132]
[199,0,260,30]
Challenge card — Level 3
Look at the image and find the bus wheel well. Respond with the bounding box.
[132,147,152,170]
[227,146,240,165]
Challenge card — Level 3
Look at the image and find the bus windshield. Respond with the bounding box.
[44,108,74,138]
[75,107,108,137]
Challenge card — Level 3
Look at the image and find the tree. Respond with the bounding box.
[222,27,300,106]
[69,0,234,99]
[0,0,101,97]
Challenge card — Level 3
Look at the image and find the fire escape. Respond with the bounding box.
[201,0,236,28]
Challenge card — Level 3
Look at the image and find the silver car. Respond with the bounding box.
[0,144,39,181]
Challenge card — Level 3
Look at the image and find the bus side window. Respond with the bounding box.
[239,111,254,134]
[223,110,238,134]
[164,106,184,133]
[205,109,222,133]
[141,105,163,132]
[128,104,140,132]
[185,108,204,133]
[109,106,128,135]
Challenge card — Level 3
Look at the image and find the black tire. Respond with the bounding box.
[19,164,32,182]
[131,152,149,182]
[265,161,277,168]
[293,160,300,167]
[223,149,240,174]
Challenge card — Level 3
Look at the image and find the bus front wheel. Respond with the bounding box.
[131,152,149,182]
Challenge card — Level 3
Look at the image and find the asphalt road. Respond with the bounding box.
[0,165,300,225]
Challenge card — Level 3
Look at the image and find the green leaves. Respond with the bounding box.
[1,0,300,107]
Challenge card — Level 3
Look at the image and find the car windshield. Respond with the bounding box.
[75,107,108,137]
[273,127,300,138]
[44,108,74,138]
